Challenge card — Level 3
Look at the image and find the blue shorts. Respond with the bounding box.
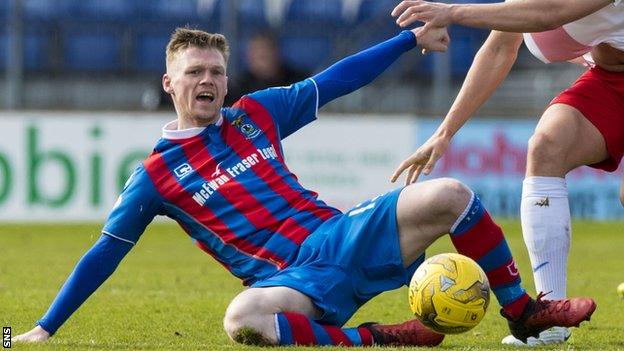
[252,188,425,326]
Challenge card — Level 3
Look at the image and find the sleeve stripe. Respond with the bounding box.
[309,77,320,119]
[102,231,136,245]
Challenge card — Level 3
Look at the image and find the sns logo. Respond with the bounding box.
[174,163,194,180]
[3,327,10,349]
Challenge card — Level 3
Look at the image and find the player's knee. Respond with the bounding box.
[223,301,253,337]
[404,178,471,216]
[527,132,563,166]
[223,309,267,345]
[432,178,473,214]
[400,178,472,240]
[223,296,275,346]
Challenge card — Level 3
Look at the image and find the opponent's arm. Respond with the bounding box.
[391,30,523,184]
[14,234,132,342]
[313,28,448,107]
[392,0,613,33]
[435,31,523,140]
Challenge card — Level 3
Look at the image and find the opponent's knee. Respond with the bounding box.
[527,132,563,167]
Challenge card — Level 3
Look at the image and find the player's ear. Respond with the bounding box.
[162,74,174,95]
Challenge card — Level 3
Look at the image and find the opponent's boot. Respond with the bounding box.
[360,319,444,347]
[501,327,571,346]
[501,292,596,342]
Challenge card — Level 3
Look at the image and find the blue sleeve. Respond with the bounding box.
[247,79,319,139]
[313,30,416,107]
[37,234,132,335]
[102,165,163,244]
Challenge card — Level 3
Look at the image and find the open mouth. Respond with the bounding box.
[196,92,215,103]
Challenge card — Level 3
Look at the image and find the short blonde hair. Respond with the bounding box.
[166,27,230,64]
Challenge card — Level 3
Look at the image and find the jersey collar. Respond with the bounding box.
[162,114,223,140]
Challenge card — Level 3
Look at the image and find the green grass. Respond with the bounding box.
[1,221,623,350]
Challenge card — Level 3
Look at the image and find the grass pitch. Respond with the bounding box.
[1,221,623,350]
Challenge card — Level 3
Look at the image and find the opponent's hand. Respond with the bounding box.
[13,326,50,343]
[392,0,453,28]
[412,25,449,53]
[390,133,451,185]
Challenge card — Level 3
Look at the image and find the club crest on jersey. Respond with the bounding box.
[174,163,194,180]
[231,114,261,139]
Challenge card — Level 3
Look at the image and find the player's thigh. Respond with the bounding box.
[395,178,472,265]
[528,104,608,176]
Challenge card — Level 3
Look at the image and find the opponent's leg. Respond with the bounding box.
[223,286,443,347]
[523,104,608,300]
[504,104,606,345]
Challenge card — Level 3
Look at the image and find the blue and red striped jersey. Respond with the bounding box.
[102,79,341,285]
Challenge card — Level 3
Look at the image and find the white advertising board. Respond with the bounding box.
[283,115,415,210]
[0,112,170,221]
[0,113,413,221]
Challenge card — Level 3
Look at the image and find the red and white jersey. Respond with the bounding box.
[522,3,624,64]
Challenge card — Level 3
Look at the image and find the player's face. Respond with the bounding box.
[163,47,228,127]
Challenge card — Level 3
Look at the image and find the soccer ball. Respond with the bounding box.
[408,253,490,334]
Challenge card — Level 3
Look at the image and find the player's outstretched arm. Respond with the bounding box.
[312,28,447,107]
[391,30,523,185]
[392,0,612,33]
[14,234,133,342]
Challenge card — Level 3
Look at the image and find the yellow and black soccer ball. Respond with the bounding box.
[408,253,490,334]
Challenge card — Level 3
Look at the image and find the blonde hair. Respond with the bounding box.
[166,27,230,64]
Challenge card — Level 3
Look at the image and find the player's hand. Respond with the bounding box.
[390,133,451,185]
[412,25,449,53]
[392,0,453,28]
[13,326,50,343]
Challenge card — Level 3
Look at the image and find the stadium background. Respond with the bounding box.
[1,1,623,350]
[0,0,621,220]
